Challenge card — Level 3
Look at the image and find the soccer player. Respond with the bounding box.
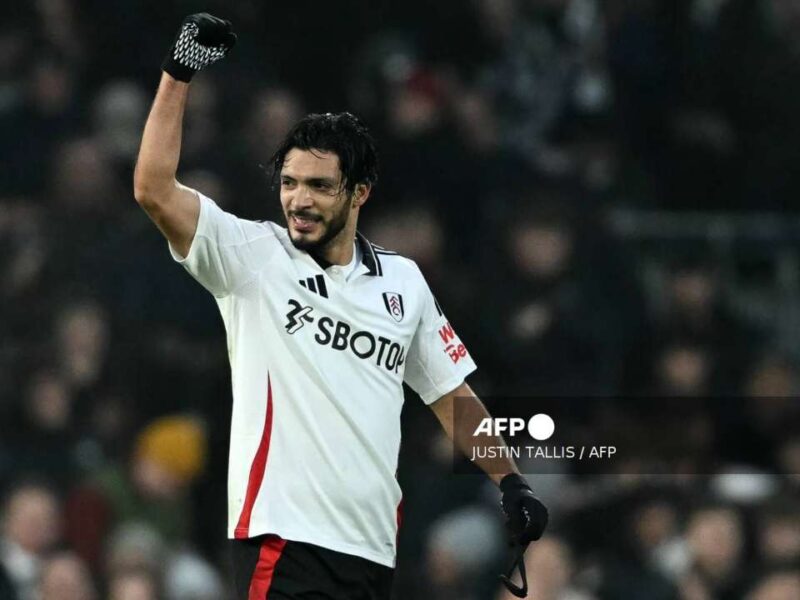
[133,14,548,600]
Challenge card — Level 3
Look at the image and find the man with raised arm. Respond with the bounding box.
[133,14,547,599]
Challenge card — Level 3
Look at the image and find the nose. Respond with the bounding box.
[291,184,314,210]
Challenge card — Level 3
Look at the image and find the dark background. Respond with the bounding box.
[2,1,800,599]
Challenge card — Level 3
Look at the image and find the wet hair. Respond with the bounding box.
[269,112,379,194]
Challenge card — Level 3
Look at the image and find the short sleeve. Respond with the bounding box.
[403,275,477,404]
[169,192,274,298]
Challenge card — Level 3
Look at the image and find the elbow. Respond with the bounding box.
[133,182,150,205]
[132,166,152,205]
[133,171,171,207]
[133,186,157,207]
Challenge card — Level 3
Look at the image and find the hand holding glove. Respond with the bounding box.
[500,473,548,545]
[162,13,237,82]
[499,473,549,597]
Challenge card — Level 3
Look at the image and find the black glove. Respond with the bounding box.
[500,473,548,545]
[499,473,549,598]
[162,13,237,82]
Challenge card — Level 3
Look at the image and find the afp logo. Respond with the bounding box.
[382,292,404,322]
[473,414,556,441]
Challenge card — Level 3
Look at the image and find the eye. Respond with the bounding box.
[281,178,296,188]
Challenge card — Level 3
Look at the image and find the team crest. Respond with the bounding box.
[382,292,404,322]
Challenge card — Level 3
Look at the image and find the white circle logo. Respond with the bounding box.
[528,414,555,441]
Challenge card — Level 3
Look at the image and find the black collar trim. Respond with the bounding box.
[356,231,382,276]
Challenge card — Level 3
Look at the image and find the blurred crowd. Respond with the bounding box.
[2,0,800,598]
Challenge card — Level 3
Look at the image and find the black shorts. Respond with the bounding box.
[230,535,394,600]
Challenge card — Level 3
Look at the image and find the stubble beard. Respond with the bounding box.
[286,196,352,254]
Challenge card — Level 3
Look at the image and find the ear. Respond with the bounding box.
[351,183,371,209]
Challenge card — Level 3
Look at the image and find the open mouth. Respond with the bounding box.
[291,214,321,233]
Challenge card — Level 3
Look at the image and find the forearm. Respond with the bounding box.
[456,396,519,485]
[133,73,189,201]
[431,384,519,485]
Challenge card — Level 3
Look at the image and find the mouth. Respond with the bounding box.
[290,213,321,234]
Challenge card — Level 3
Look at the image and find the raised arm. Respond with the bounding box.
[133,13,236,258]
[133,74,198,257]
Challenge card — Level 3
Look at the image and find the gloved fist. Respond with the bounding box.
[162,13,237,82]
[500,473,549,546]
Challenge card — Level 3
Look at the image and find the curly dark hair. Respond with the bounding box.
[269,112,379,194]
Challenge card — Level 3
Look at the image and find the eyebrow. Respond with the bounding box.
[280,174,338,186]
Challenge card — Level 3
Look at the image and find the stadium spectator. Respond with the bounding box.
[36,551,97,600]
[64,415,206,567]
[2,370,82,488]
[426,506,504,600]
[107,567,161,600]
[745,569,800,600]
[0,482,62,600]
[683,504,747,600]
[756,499,800,569]
[497,535,596,600]
[2,1,800,597]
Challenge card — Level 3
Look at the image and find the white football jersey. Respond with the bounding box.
[169,192,476,567]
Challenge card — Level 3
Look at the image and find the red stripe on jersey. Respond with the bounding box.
[396,498,404,530]
[235,375,275,538]
[248,535,286,599]
[395,497,404,547]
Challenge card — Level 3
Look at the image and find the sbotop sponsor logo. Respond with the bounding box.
[284,299,406,373]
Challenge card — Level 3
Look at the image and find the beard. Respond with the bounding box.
[285,197,351,253]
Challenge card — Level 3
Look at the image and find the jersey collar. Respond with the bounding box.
[356,231,382,277]
[306,231,382,277]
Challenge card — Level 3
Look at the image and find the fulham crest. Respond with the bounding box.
[382,292,404,322]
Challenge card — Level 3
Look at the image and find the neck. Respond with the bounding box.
[316,216,358,266]
[322,241,354,266]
